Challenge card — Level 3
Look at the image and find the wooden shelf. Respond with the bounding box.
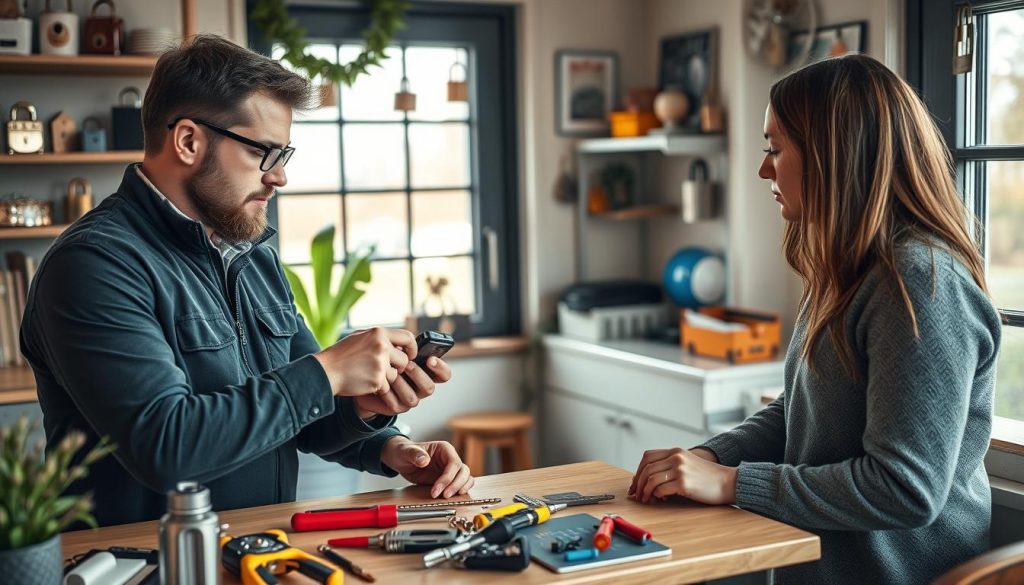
[0,54,157,77]
[0,366,36,405]
[591,204,679,220]
[0,225,69,239]
[0,151,144,165]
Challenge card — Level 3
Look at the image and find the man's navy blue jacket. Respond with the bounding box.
[21,165,400,527]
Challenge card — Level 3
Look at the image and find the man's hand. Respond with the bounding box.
[313,327,416,398]
[353,356,452,418]
[380,437,474,498]
[627,447,737,505]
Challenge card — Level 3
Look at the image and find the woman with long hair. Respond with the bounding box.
[628,54,1002,584]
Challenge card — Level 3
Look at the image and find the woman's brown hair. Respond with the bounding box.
[769,54,987,371]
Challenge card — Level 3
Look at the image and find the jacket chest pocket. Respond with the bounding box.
[255,305,298,368]
[175,313,241,389]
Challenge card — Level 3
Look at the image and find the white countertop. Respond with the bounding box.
[543,334,787,381]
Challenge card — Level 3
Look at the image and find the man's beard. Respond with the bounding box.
[185,152,272,243]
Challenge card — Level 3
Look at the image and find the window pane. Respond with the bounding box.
[996,326,1024,422]
[413,256,476,315]
[345,192,408,258]
[277,195,344,264]
[348,260,411,327]
[405,47,471,122]
[984,8,1024,146]
[409,123,470,188]
[987,161,1024,310]
[340,44,404,121]
[285,124,340,192]
[342,124,406,190]
[273,44,339,122]
[411,190,473,256]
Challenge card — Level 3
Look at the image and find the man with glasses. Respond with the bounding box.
[21,34,473,527]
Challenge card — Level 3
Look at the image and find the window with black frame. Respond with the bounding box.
[249,3,520,338]
[909,0,1024,429]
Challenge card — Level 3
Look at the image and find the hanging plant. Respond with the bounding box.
[251,0,409,87]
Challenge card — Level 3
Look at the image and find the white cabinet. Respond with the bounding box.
[541,334,783,471]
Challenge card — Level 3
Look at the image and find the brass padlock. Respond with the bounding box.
[7,102,44,155]
[66,177,93,223]
[394,77,417,112]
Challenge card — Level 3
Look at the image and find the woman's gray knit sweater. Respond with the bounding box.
[700,239,1002,584]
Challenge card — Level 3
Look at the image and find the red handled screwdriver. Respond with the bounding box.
[291,505,456,531]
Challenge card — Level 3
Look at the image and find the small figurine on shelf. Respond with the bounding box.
[600,162,635,209]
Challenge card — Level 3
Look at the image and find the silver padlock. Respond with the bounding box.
[7,102,45,155]
[680,158,717,223]
[81,116,107,152]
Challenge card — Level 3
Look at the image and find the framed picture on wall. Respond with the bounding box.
[555,49,619,136]
[658,29,718,132]
[788,21,868,66]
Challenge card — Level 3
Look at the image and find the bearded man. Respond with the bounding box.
[21,35,473,527]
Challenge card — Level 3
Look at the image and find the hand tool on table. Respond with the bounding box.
[604,513,652,545]
[328,528,464,552]
[291,505,456,531]
[453,535,532,572]
[593,515,616,551]
[220,529,342,585]
[423,504,567,568]
[317,545,376,583]
[472,502,529,530]
[514,492,615,507]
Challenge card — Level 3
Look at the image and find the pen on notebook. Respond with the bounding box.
[317,545,376,583]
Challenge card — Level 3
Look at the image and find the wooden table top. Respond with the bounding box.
[61,461,820,584]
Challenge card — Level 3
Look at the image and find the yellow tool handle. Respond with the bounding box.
[473,502,528,530]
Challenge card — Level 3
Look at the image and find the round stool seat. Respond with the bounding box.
[447,411,534,476]
[447,412,533,434]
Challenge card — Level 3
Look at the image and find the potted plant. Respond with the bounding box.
[281,224,374,349]
[0,416,113,585]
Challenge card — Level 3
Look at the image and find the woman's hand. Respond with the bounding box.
[628,447,737,505]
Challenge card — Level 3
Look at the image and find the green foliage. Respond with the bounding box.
[0,416,114,550]
[283,225,373,349]
[251,0,409,87]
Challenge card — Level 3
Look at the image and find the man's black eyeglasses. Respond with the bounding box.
[167,118,295,172]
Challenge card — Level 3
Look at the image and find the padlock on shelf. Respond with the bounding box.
[39,0,79,56]
[83,0,125,55]
[81,117,107,152]
[7,102,45,155]
[112,87,144,150]
[66,177,93,223]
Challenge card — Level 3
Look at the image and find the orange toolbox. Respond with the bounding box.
[680,306,781,364]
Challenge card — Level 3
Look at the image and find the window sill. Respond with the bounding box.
[991,416,1024,456]
[445,336,529,359]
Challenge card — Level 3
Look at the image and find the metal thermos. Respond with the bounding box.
[159,481,221,585]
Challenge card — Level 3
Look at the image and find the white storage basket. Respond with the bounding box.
[558,302,668,342]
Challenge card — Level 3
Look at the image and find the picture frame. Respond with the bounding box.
[555,49,619,136]
[788,21,868,66]
[658,28,718,132]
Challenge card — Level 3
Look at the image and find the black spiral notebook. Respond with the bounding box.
[519,513,672,574]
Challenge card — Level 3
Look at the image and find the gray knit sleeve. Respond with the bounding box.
[732,250,1001,531]
[697,392,787,466]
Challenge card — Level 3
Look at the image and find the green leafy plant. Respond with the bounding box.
[0,416,114,550]
[283,225,374,349]
[251,0,409,87]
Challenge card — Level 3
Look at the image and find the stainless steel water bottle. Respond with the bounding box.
[158,481,221,585]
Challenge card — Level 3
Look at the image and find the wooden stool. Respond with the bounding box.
[447,412,533,477]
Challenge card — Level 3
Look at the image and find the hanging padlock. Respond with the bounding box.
[50,111,78,154]
[680,158,717,223]
[81,117,107,152]
[40,0,79,56]
[394,76,417,112]
[83,0,125,55]
[6,102,45,155]
[112,86,144,150]
[66,177,93,223]
[447,61,468,102]
[953,4,974,75]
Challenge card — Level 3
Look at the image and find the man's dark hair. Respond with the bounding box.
[142,34,314,155]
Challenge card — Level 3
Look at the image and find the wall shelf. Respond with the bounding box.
[0,152,144,165]
[0,225,69,239]
[578,133,727,156]
[591,204,679,220]
[0,55,157,77]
